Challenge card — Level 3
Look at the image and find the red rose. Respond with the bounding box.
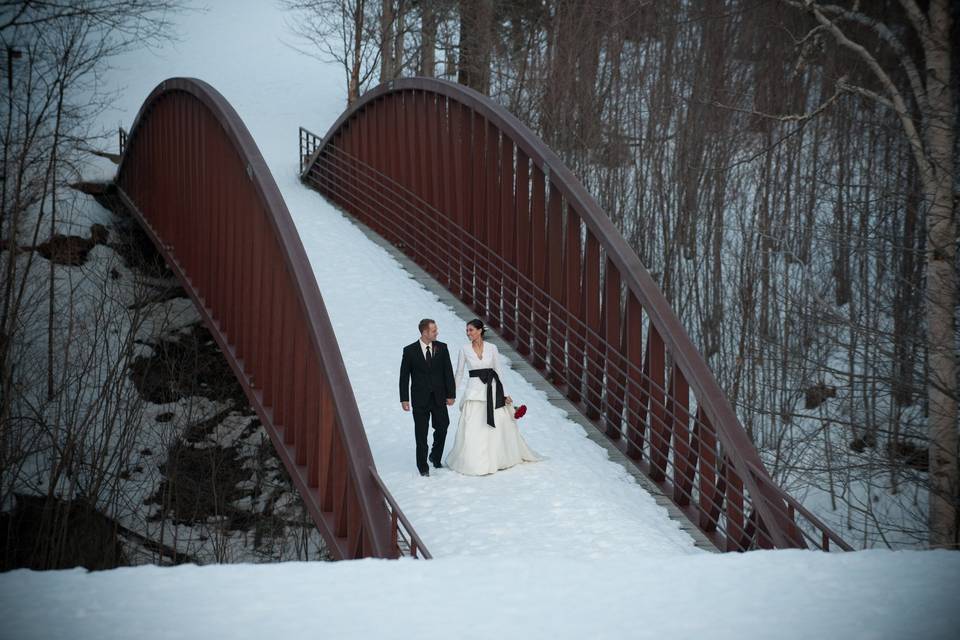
[514,404,527,420]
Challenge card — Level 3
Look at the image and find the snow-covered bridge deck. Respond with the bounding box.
[285,181,702,557]
[335,202,718,555]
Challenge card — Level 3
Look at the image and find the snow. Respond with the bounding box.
[90,0,698,558]
[2,550,958,639]
[4,2,943,637]
[3,194,326,562]
[292,189,697,556]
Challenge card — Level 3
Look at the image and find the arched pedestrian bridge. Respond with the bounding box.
[114,77,849,559]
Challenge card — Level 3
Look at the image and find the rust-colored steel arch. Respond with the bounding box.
[301,77,850,552]
[115,78,429,559]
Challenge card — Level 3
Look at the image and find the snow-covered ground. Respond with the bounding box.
[3,2,946,638]
[90,0,697,557]
[2,180,328,563]
[3,550,959,639]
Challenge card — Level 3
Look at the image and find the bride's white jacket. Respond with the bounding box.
[454,342,507,406]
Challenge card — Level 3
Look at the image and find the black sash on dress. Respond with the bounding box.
[469,368,505,428]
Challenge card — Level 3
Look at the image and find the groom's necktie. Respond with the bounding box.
[425,345,432,367]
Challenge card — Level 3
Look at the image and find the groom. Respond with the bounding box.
[399,319,456,476]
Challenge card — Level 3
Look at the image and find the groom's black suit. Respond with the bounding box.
[400,340,456,474]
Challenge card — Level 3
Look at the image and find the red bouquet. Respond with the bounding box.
[513,404,527,420]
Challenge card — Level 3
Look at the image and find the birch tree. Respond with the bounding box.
[783,0,957,549]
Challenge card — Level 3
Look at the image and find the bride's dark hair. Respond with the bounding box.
[467,318,486,337]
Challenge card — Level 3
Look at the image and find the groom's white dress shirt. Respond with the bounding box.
[419,339,434,360]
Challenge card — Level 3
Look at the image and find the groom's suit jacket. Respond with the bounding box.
[399,340,456,409]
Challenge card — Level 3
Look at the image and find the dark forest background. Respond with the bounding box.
[282,0,960,548]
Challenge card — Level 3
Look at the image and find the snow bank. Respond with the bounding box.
[2,550,957,639]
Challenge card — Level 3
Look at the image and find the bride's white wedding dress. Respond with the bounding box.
[445,341,539,475]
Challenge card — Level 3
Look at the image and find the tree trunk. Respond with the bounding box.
[380,0,395,82]
[893,172,920,408]
[348,0,366,103]
[419,0,437,77]
[48,81,65,401]
[392,0,406,79]
[924,0,958,549]
[457,0,493,93]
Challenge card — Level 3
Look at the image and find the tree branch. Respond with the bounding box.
[896,0,931,49]
[837,77,894,110]
[791,0,934,190]
[709,75,846,124]
[783,0,927,119]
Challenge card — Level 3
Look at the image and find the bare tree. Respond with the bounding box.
[417,0,442,77]
[782,0,957,549]
[456,0,493,93]
[282,0,380,104]
[0,0,187,569]
[380,0,394,80]
[1,0,183,420]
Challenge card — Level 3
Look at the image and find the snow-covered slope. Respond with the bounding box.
[3,551,959,639]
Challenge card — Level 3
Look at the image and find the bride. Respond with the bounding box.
[445,319,540,475]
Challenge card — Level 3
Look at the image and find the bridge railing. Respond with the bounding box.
[115,77,429,559]
[370,467,432,559]
[300,126,321,173]
[299,78,850,552]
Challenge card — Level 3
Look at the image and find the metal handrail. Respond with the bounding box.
[301,78,849,551]
[307,153,778,548]
[369,467,433,558]
[309,147,767,545]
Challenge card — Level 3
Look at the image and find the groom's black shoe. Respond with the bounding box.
[430,454,443,469]
[419,469,429,477]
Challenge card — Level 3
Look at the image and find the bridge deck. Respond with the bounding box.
[343,204,719,554]
[285,184,705,557]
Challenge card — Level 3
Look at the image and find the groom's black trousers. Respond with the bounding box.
[413,395,449,473]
